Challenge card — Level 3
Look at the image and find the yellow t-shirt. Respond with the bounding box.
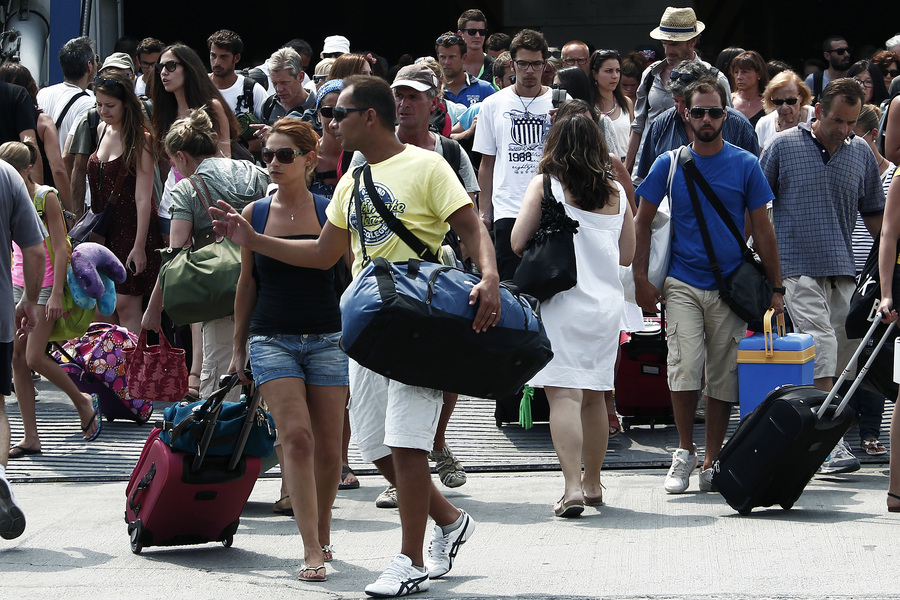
[327,144,473,278]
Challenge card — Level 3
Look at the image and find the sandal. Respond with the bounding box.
[8,445,41,459]
[862,438,887,456]
[81,395,102,442]
[273,495,293,516]
[298,564,327,582]
[608,412,621,438]
[322,544,334,562]
[553,495,584,518]
[888,492,900,513]
[339,464,360,490]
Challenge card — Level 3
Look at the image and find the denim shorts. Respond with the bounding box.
[249,331,349,387]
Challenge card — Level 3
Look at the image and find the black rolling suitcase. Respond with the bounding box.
[713,314,896,515]
[494,386,550,427]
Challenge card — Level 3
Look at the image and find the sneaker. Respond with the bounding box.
[698,467,716,492]
[0,475,26,540]
[365,553,429,597]
[664,448,698,494]
[426,509,475,578]
[819,438,861,475]
[429,446,467,488]
[375,484,398,509]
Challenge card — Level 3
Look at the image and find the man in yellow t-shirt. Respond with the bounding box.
[211,75,500,597]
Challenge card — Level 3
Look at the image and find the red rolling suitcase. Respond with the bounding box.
[124,375,262,554]
[615,314,674,430]
[713,315,895,515]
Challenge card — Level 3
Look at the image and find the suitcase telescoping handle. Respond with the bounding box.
[816,312,897,419]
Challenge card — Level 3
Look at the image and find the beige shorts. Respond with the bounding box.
[348,360,443,463]
[663,277,746,403]
[784,275,856,380]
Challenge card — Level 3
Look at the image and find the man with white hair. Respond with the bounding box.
[260,48,315,125]
[887,33,900,56]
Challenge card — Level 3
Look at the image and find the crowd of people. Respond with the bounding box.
[1,5,900,597]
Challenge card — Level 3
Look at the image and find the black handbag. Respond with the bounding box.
[69,167,127,246]
[513,174,579,302]
[846,232,900,339]
[679,147,773,325]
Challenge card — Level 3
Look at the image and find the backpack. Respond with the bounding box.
[811,71,825,104]
[33,186,94,342]
[236,75,256,116]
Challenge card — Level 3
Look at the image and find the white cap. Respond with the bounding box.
[322,35,350,55]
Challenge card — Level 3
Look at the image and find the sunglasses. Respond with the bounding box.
[888,69,900,78]
[320,106,369,122]
[93,76,122,89]
[313,74,328,84]
[436,34,461,46]
[829,47,850,55]
[462,28,487,36]
[688,106,726,119]
[261,147,308,164]
[514,60,545,72]
[670,70,699,83]
[156,60,184,73]
[772,97,799,106]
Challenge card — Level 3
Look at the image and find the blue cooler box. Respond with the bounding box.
[737,312,815,419]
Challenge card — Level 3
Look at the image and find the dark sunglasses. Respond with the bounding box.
[155,60,184,73]
[93,76,122,89]
[436,34,461,46]
[463,28,487,36]
[313,74,328,84]
[670,70,699,83]
[888,69,900,78]
[321,106,369,122]
[261,147,308,164]
[829,47,850,55]
[772,97,799,106]
[689,106,726,119]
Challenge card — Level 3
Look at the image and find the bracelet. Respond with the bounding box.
[773,286,786,295]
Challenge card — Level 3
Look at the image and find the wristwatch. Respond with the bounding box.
[773,286,786,295]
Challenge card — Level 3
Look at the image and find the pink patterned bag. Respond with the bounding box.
[124,329,189,404]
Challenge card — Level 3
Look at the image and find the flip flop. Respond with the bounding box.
[8,445,41,459]
[339,464,360,490]
[298,564,327,582]
[82,395,102,442]
[553,496,584,518]
[322,544,334,562]
[889,492,900,513]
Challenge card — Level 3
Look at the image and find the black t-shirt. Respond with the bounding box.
[0,82,37,143]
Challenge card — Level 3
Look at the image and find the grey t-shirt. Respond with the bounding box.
[0,161,47,342]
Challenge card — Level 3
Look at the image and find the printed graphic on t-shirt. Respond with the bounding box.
[349,181,402,247]
[505,109,550,174]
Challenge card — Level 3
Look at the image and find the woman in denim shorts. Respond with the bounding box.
[228,119,348,582]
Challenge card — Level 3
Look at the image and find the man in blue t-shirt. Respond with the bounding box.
[436,32,495,108]
[634,78,783,495]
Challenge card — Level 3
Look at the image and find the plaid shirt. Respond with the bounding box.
[759,123,885,278]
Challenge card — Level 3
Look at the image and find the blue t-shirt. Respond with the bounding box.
[635,142,774,290]
[444,75,495,108]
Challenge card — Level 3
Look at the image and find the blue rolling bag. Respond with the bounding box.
[340,257,553,399]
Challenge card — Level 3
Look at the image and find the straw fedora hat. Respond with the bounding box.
[649,7,705,41]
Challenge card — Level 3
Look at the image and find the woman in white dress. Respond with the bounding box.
[512,113,635,518]
[589,50,634,160]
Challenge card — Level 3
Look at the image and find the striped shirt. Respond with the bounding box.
[759,123,885,279]
[851,162,897,273]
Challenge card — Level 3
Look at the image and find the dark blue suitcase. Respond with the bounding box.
[713,316,895,515]
[340,257,553,399]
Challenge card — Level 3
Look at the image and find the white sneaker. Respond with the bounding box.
[375,484,398,509]
[819,438,861,475]
[664,448,698,494]
[426,510,475,578]
[0,475,26,540]
[698,467,716,492]
[365,554,429,597]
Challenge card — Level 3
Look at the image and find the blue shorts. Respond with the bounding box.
[249,332,349,387]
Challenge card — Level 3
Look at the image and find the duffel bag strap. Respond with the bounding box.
[352,168,372,266]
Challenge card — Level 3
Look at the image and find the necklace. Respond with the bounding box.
[599,95,618,116]
[280,191,312,221]
[517,88,541,117]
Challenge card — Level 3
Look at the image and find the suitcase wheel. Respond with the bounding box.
[780,502,793,511]
[129,522,143,554]
[222,535,233,548]
[622,417,632,431]
[738,508,752,516]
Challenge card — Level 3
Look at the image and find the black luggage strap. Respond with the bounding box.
[352,165,440,268]
[55,90,88,132]
[128,462,156,517]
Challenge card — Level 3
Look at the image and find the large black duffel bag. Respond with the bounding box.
[340,257,553,399]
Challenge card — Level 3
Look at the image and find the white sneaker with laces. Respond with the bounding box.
[819,438,861,474]
[375,484,398,509]
[698,467,716,492]
[426,510,475,578]
[664,448,698,494]
[365,554,429,597]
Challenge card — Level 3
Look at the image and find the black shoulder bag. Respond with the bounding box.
[678,147,772,325]
[512,174,579,302]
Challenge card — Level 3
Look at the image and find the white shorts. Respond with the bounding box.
[348,360,443,463]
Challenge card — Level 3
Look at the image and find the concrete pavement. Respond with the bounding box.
[0,466,897,599]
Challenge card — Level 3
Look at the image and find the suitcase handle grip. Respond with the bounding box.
[762,308,785,357]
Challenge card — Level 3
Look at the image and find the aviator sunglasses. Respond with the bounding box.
[688,106,726,119]
[261,147,309,164]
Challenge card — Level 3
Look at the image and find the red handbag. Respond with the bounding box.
[124,329,189,404]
